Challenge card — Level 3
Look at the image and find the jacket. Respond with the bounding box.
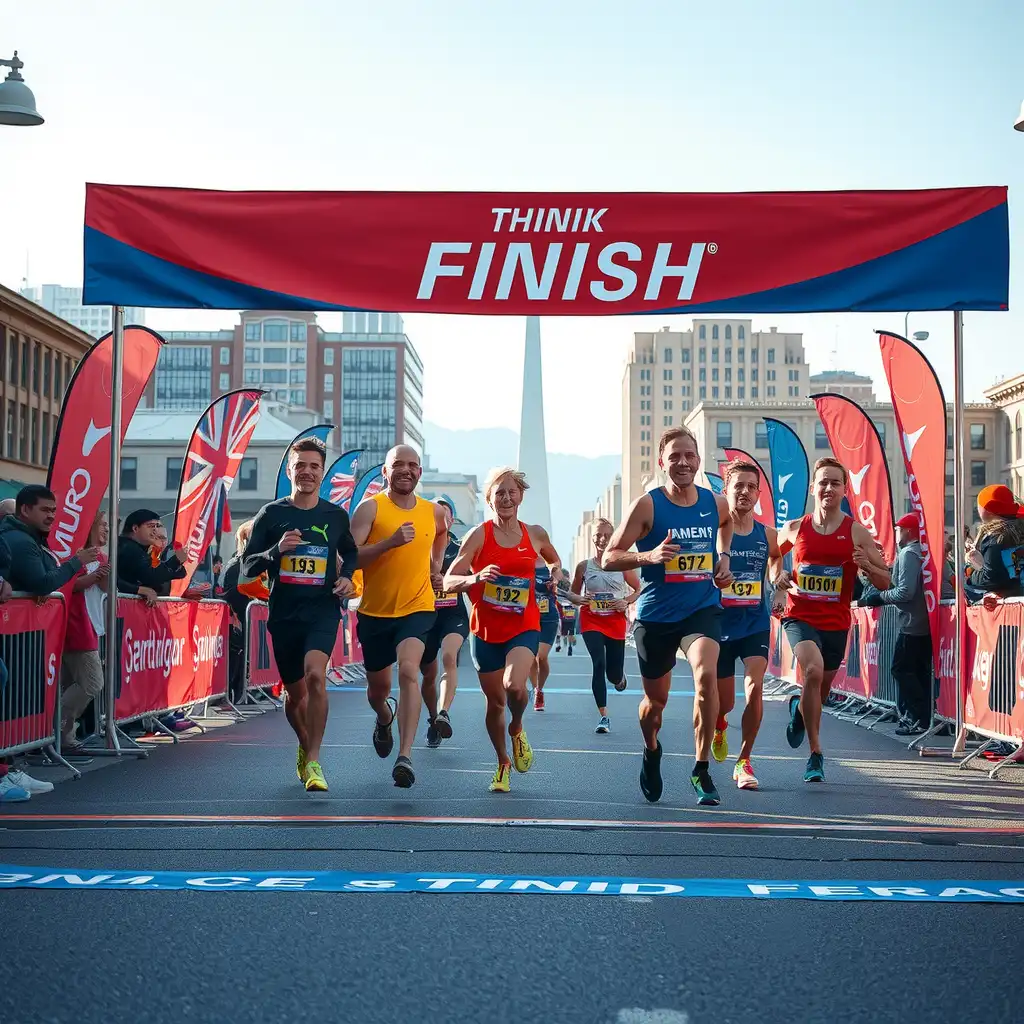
[117,535,187,596]
[877,540,930,636]
[0,516,82,596]
[969,520,1024,599]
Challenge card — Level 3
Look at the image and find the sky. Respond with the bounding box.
[2,0,1023,460]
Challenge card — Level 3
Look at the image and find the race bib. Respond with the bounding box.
[279,544,329,586]
[796,563,843,602]
[483,575,530,613]
[434,589,458,610]
[589,590,617,615]
[721,574,762,607]
[537,596,550,615]
[665,545,714,583]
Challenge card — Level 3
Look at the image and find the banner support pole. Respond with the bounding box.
[951,310,967,754]
[103,305,125,753]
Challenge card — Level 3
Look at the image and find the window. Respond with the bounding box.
[751,387,758,399]
[712,386,720,399]
[42,412,51,464]
[219,347,231,365]
[290,389,306,406]
[971,460,987,487]
[244,369,261,384]
[238,457,258,491]
[324,373,334,392]
[290,347,306,364]
[663,385,672,396]
[663,369,672,381]
[793,385,799,397]
[725,387,732,399]
[738,325,745,340]
[725,348,732,363]
[738,348,744,363]
[712,368,719,382]
[751,348,758,364]
[244,322,261,341]
[30,408,38,463]
[767,369,776,381]
[755,422,768,449]
[768,386,776,398]
[699,347,706,363]
[737,387,745,400]
[725,325,732,341]
[324,348,335,366]
[725,368,732,382]
[699,325,706,340]
[219,372,230,390]
[815,423,829,449]
[262,369,287,384]
[121,457,138,491]
[290,322,306,341]
[263,347,287,363]
[166,457,182,492]
[699,368,706,382]
[738,368,745,382]
[663,400,672,411]
[31,344,39,394]
[323,398,335,421]
[663,347,673,362]
[663,415,673,426]
[767,349,776,364]
[712,325,719,340]
[244,347,261,363]
[699,386,706,400]
[682,349,690,363]
[21,339,29,387]
[154,345,212,409]
[751,368,759,382]
[290,369,306,384]
[972,504,981,524]
[712,348,719,362]
[876,422,886,448]
[43,350,51,397]
[53,355,62,398]
[1017,412,1023,459]
[682,369,691,381]
[945,465,954,486]
[263,321,288,342]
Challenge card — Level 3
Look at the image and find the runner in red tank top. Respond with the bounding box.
[773,457,891,783]
[444,467,563,793]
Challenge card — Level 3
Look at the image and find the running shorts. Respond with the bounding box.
[782,617,849,673]
[633,606,722,679]
[357,611,437,673]
[471,631,541,674]
[268,614,341,687]
[716,629,771,679]
[539,613,560,647]
[420,612,470,668]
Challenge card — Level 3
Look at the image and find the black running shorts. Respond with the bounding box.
[716,630,771,680]
[633,606,722,680]
[268,614,341,687]
[782,617,849,673]
[420,612,469,668]
[357,611,437,673]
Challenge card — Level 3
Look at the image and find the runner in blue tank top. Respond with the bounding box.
[713,459,784,791]
[603,426,734,807]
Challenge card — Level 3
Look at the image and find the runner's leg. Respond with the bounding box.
[738,656,766,761]
[794,640,826,754]
[536,642,551,693]
[302,651,331,763]
[420,656,439,722]
[479,669,511,765]
[639,673,671,751]
[582,631,608,715]
[366,668,395,728]
[605,635,626,691]
[438,633,462,712]
[686,637,721,763]
[505,646,535,739]
[396,636,426,760]
[283,678,310,752]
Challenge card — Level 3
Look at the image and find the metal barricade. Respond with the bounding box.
[241,600,282,711]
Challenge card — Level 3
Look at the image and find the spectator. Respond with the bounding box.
[117,509,187,601]
[0,538,26,803]
[222,521,268,702]
[967,485,1024,606]
[212,555,225,597]
[942,535,956,600]
[60,513,110,753]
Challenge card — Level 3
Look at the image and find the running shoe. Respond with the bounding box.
[304,761,328,792]
[373,696,397,758]
[0,776,30,803]
[786,695,806,749]
[595,715,611,734]
[296,745,308,782]
[534,691,545,711]
[6,770,53,795]
[712,727,729,763]
[425,720,441,748]
[690,767,721,807]
[614,676,628,692]
[392,755,415,788]
[489,764,511,792]
[803,751,825,783]
[567,645,573,657]
[733,758,759,790]
[511,729,534,773]
[639,742,664,803]
[434,709,453,739]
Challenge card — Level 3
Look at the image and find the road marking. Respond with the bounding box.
[617,1012,689,1024]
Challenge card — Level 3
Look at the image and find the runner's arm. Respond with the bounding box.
[601,495,655,571]
[770,521,798,588]
[766,526,784,580]
[852,523,892,589]
[529,525,564,584]
[335,510,358,580]
[430,504,448,576]
[443,525,485,593]
[240,507,280,580]
[623,569,642,605]
[715,494,734,564]
[350,500,389,568]
[570,560,586,596]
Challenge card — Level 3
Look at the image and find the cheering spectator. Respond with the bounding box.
[967,486,1024,607]
[117,509,187,602]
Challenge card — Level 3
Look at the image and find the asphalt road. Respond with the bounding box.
[2,644,1022,1024]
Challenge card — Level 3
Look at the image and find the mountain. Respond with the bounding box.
[423,422,620,559]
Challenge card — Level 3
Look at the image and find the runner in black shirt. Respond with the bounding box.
[241,438,357,792]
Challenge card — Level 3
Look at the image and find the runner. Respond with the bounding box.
[240,438,357,792]
[528,556,562,711]
[602,426,734,806]
[421,498,469,747]
[713,460,785,789]
[350,445,448,788]
[572,518,641,734]
[559,599,579,655]
[444,467,562,792]
[773,456,891,783]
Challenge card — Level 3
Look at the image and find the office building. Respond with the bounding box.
[984,373,1024,500]
[419,468,481,537]
[20,284,145,339]
[570,474,622,569]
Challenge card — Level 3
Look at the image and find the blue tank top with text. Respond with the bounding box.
[720,520,770,641]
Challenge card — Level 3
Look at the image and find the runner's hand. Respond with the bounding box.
[772,569,794,592]
[430,571,444,591]
[333,576,355,599]
[609,598,628,612]
[278,529,303,554]
[475,564,502,584]
[714,557,734,588]
[648,531,680,565]
[389,522,415,548]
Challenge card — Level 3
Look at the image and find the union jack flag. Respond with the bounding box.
[321,449,362,508]
[171,389,264,596]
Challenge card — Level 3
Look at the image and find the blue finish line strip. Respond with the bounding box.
[2,867,1022,901]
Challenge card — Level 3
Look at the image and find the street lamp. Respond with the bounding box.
[903,312,929,343]
[0,51,43,126]
[1015,99,1024,132]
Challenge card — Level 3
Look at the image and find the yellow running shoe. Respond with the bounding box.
[304,760,328,792]
[489,764,511,792]
[511,729,534,773]
[712,727,729,763]
[296,745,308,783]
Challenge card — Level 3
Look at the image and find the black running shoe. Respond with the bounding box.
[640,742,664,803]
[786,694,806,749]
[392,755,415,788]
[373,697,397,758]
[434,709,453,739]
[690,767,721,807]
[425,720,441,748]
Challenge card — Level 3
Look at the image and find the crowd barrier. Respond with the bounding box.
[0,593,67,764]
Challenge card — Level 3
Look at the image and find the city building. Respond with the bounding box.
[20,284,145,338]
[0,283,94,493]
[622,321,807,503]
[809,369,876,405]
[570,474,622,568]
[984,373,1024,498]
[147,310,424,468]
[419,468,481,536]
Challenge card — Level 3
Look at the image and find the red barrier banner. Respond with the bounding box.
[830,607,881,700]
[965,601,1024,741]
[244,601,279,690]
[0,596,66,754]
[114,598,228,721]
[935,602,964,722]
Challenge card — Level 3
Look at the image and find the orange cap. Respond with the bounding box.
[977,484,1024,518]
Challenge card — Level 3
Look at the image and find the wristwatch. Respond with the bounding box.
[719,551,733,558]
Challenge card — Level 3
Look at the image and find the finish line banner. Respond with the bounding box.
[82,185,1008,313]
[2,868,1022,902]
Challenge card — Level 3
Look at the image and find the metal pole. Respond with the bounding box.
[951,310,967,754]
[103,306,125,752]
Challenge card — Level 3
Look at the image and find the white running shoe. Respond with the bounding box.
[733,758,759,790]
[595,715,611,734]
[7,770,54,795]
[0,775,31,802]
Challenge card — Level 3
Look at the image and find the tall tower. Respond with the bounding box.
[517,316,552,533]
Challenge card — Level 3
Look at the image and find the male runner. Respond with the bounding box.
[713,460,784,789]
[559,599,579,655]
[421,498,469,747]
[350,445,448,788]
[603,426,734,806]
[241,438,357,792]
[773,457,891,783]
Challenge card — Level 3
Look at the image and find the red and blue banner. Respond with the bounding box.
[82,186,1009,314]
[321,449,363,508]
[349,465,386,511]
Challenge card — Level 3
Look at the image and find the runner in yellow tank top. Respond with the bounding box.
[350,444,448,789]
